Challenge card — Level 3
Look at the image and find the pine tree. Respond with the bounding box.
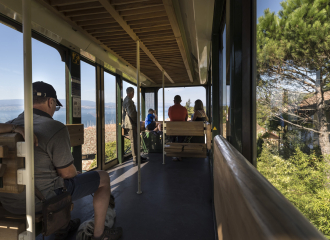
[257,0,330,159]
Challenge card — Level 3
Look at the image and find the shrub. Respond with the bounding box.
[258,147,330,237]
[89,138,131,169]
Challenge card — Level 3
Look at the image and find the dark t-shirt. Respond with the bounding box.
[0,109,73,214]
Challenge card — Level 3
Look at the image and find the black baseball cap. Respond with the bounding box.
[33,81,63,107]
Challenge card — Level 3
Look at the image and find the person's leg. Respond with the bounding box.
[128,128,137,162]
[93,170,111,238]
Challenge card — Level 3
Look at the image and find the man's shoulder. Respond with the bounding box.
[34,115,66,135]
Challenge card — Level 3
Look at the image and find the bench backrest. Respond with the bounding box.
[165,121,205,136]
[0,133,25,194]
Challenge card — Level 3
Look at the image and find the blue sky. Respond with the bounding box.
[0,0,283,103]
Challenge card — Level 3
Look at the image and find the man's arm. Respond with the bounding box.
[0,123,38,146]
[127,101,137,123]
[56,164,77,179]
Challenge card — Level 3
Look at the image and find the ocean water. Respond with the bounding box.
[0,108,169,126]
[0,108,116,127]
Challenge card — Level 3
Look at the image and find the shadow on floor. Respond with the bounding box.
[37,153,215,240]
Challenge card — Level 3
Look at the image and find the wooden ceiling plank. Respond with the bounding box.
[71,13,112,22]
[83,22,119,30]
[87,27,124,34]
[133,25,172,34]
[50,0,96,7]
[34,0,155,84]
[102,41,135,46]
[123,11,167,21]
[115,0,163,11]
[131,22,170,30]
[119,5,165,17]
[110,0,151,5]
[127,16,169,26]
[136,29,173,37]
[57,2,101,12]
[163,0,193,82]
[98,0,175,83]
[92,31,128,37]
[64,7,107,17]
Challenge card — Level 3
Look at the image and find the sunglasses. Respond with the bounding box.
[51,99,61,111]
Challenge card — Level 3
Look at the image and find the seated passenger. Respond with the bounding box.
[168,95,188,161]
[191,100,209,143]
[0,82,122,240]
[192,100,209,122]
[145,108,162,133]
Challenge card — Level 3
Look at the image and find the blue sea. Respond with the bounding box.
[0,107,169,126]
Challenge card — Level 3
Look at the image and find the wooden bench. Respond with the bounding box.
[164,121,211,158]
[0,124,84,240]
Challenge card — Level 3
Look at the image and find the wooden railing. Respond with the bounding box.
[213,135,326,240]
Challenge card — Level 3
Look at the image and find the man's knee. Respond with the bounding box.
[97,170,110,187]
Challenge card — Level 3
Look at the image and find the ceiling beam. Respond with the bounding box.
[114,0,163,11]
[34,0,155,84]
[98,0,175,83]
[162,0,193,82]
[57,2,101,12]
[50,0,96,7]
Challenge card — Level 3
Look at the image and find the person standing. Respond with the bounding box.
[122,87,147,164]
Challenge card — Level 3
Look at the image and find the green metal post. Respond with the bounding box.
[66,50,82,172]
[116,75,124,164]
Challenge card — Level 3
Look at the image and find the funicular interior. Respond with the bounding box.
[0,0,327,240]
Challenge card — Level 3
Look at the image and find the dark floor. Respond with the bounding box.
[37,153,215,240]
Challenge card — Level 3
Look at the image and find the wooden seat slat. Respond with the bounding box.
[165,122,205,136]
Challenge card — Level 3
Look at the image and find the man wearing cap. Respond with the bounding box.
[168,95,188,161]
[0,82,122,240]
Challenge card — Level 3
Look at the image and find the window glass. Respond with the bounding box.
[104,72,117,163]
[0,23,65,124]
[145,92,155,118]
[220,24,227,138]
[81,61,96,171]
[257,0,330,236]
[158,87,206,121]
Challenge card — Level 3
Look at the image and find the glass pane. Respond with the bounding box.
[158,87,207,121]
[257,0,330,236]
[0,23,65,124]
[81,61,96,171]
[104,72,117,163]
[145,92,155,117]
[220,25,227,138]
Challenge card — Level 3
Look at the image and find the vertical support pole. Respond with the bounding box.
[97,65,105,170]
[23,0,35,238]
[141,87,146,120]
[162,70,165,165]
[136,40,142,194]
[212,32,220,144]
[116,75,123,164]
[65,51,72,125]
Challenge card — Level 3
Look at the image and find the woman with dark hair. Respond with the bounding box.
[189,100,209,143]
[192,99,209,122]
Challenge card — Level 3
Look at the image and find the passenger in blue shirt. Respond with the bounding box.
[145,108,162,133]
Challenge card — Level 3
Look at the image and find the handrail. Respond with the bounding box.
[213,135,326,240]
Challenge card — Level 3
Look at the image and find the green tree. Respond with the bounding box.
[258,146,330,237]
[185,99,194,118]
[257,0,330,158]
